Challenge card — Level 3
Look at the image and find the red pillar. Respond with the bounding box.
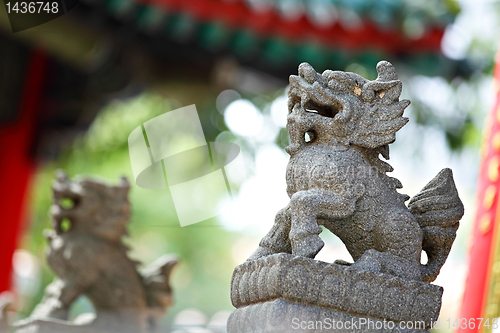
[457,46,500,331]
[0,49,47,292]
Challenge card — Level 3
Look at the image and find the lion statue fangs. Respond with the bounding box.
[22,171,178,333]
[249,61,464,284]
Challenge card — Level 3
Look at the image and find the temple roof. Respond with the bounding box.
[68,0,465,78]
[119,0,456,53]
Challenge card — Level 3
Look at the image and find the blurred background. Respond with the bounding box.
[0,0,499,332]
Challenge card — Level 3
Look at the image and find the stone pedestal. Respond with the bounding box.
[13,312,148,333]
[14,319,99,333]
[228,254,442,333]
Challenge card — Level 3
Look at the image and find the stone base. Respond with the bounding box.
[229,253,443,332]
[228,299,430,333]
[14,319,100,333]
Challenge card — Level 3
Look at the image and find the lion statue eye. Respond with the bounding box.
[59,198,76,209]
[305,131,316,143]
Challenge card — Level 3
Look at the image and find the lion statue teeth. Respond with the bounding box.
[249,61,464,283]
[24,171,178,333]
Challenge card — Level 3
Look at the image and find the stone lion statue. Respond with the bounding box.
[249,61,464,283]
[22,172,178,333]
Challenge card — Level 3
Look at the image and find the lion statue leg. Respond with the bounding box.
[248,188,331,261]
[288,190,326,258]
[31,279,81,321]
[349,211,423,281]
[248,205,293,261]
[249,185,362,261]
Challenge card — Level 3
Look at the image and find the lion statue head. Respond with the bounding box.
[286,61,410,159]
[48,171,131,243]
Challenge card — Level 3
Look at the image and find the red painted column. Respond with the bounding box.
[0,49,47,292]
[457,47,500,332]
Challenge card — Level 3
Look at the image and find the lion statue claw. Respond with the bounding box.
[249,61,464,283]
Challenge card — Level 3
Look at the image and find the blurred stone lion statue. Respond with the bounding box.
[17,171,177,333]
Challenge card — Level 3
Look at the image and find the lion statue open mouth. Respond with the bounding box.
[249,61,464,283]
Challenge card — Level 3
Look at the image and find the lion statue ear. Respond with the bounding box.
[376,60,398,81]
[55,169,69,182]
[117,176,131,197]
[362,61,403,105]
[348,61,410,149]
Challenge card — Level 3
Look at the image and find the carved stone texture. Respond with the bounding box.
[229,254,441,332]
[13,172,178,333]
[229,61,464,332]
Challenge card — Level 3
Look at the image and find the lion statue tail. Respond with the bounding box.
[141,254,178,325]
[408,168,464,283]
